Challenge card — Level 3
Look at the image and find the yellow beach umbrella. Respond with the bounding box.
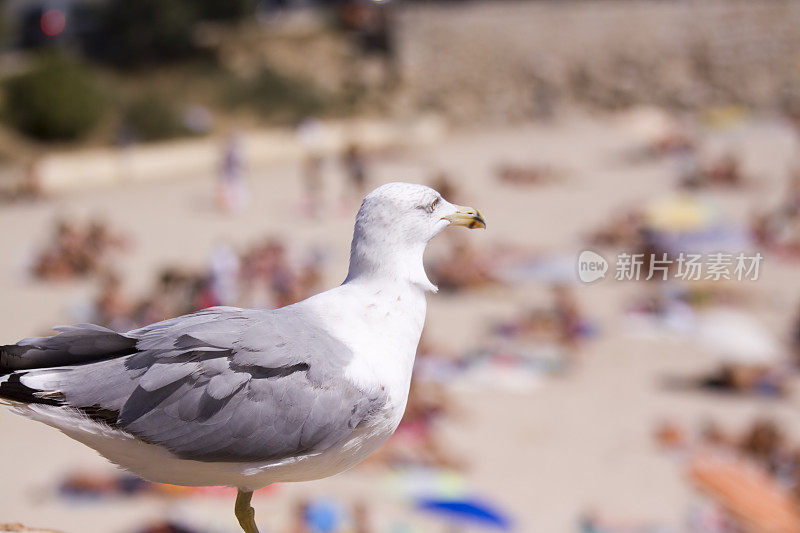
[646,194,718,233]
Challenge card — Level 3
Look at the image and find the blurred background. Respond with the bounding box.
[2,0,800,532]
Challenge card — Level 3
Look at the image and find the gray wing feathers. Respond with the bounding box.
[207,372,249,400]
[138,362,202,392]
[13,306,387,463]
[231,309,351,383]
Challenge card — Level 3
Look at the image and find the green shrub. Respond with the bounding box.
[225,67,328,122]
[122,96,187,142]
[0,7,9,49]
[195,0,257,21]
[4,55,106,141]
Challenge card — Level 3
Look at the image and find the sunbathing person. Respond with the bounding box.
[429,240,496,292]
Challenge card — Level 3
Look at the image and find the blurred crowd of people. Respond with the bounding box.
[494,162,566,187]
[655,417,800,532]
[427,238,498,292]
[31,217,128,281]
[494,285,591,352]
[753,169,800,255]
[91,239,325,332]
[598,113,800,265]
[15,104,800,533]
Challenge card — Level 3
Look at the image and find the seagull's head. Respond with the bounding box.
[345,182,485,290]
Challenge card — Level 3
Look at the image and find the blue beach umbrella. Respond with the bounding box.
[416,497,513,530]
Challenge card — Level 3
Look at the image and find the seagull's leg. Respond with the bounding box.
[235,489,260,533]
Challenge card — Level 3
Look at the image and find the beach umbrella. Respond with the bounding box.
[696,310,781,365]
[689,453,800,533]
[416,497,513,530]
[646,194,718,233]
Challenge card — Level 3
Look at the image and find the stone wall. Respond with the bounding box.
[397,0,800,123]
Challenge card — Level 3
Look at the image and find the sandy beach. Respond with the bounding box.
[2,111,800,533]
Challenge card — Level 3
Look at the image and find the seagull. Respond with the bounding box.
[0,182,485,533]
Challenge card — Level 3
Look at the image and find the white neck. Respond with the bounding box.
[343,233,437,293]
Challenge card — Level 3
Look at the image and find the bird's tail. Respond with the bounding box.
[1,324,136,406]
[1,324,136,375]
[0,372,12,405]
[0,344,16,379]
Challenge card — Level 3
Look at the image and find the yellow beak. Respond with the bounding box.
[443,205,486,229]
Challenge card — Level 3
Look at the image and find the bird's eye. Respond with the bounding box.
[427,198,440,213]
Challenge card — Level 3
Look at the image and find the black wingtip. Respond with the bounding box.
[0,373,62,406]
[0,345,12,377]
